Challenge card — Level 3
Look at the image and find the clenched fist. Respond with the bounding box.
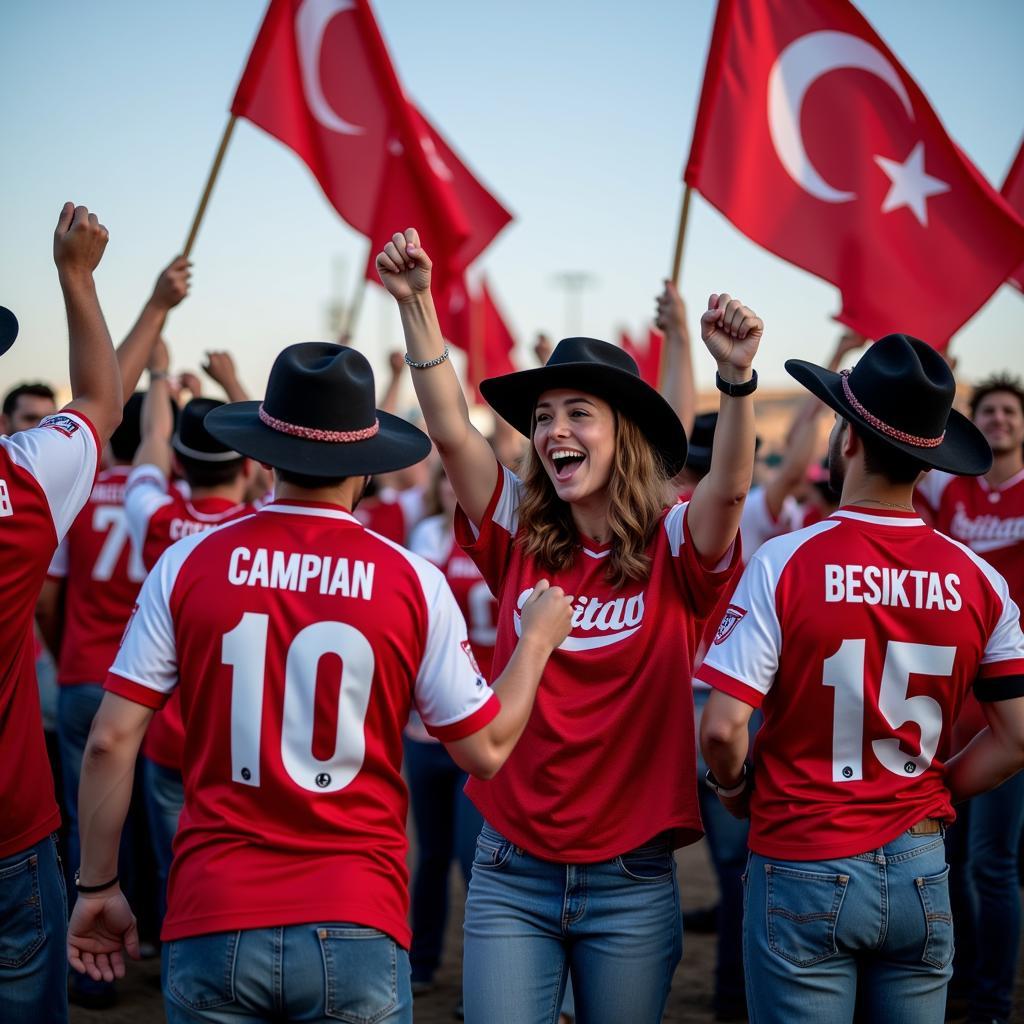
[519,579,574,654]
[376,228,432,303]
[53,202,108,278]
[151,256,191,312]
[699,293,763,382]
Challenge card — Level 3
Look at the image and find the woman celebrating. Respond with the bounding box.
[377,229,762,1024]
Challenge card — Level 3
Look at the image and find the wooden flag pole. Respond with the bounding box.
[183,115,238,258]
[669,183,693,287]
[341,270,369,343]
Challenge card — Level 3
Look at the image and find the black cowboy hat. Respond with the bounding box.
[786,333,991,477]
[480,336,688,477]
[174,398,241,463]
[204,343,431,477]
[0,307,18,357]
[683,412,719,476]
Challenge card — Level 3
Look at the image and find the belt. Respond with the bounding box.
[907,817,942,836]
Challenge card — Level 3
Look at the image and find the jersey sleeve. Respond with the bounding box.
[408,515,449,566]
[413,563,500,742]
[663,501,742,621]
[695,552,781,708]
[739,486,797,556]
[453,461,521,596]
[915,470,954,517]
[47,537,70,579]
[124,464,173,555]
[104,548,179,709]
[974,581,1024,702]
[2,412,99,541]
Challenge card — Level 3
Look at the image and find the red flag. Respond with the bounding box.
[686,0,1024,348]
[1002,138,1024,292]
[231,0,511,290]
[620,327,663,387]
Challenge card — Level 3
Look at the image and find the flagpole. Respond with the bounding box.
[341,270,369,343]
[183,115,238,258]
[669,183,693,286]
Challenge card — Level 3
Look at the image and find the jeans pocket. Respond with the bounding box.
[0,852,44,969]
[318,926,398,1024]
[766,863,849,967]
[916,866,954,969]
[615,841,675,883]
[472,824,514,872]
[166,932,239,1010]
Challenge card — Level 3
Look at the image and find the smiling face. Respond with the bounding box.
[532,388,616,505]
[973,389,1024,457]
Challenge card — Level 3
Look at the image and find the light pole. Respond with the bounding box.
[551,271,596,337]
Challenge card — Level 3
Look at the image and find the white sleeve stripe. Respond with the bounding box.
[493,466,521,535]
[664,501,688,556]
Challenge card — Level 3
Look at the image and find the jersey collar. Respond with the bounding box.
[260,498,358,524]
[831,505,925,527]
[979,466,1024,493]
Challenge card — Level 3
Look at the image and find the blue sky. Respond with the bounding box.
[1,0,1021,403]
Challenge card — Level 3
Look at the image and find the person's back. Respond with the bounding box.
[704,506,1022,860]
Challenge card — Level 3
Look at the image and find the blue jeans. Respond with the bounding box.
[403,736,482,984]
[462,822,682,1024]
[0,833,69,1024]
[744,830,953,1024]
[143,756,184,923]
[694,688,758,1011]
[948,770,1024,1021]
[162,924,412,1023]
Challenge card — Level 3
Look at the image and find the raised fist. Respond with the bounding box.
[699,293,763,377]
[53,202,108,277]
[655,280,688,338]
[375,228,432,303]
[151,257,191,311]
[202,351,239,390]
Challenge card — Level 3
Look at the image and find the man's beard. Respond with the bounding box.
[827,428,846,496]
[351,475,373,510]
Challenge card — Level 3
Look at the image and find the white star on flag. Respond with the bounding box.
[873,142,950,226]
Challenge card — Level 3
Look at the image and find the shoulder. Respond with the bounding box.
[750,518,842,578]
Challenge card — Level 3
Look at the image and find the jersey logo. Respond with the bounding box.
[461,639,483,678]
[951,503,1024,553]
[40,414,80,438]
[714,605,747,645]
[0,479,11,518]
[513,588,645,652]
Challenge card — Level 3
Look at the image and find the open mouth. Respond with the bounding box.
[549,447,586,481]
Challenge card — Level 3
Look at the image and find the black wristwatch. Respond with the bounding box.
[715,369,758,398]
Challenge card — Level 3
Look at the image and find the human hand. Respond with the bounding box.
[375,228,432,303]
[150,256,191,312]
[149,338,170,376]
[518,579,573,653]
[719,787,751,820]
[533,333,554,366]
[202,350,239,390]
[178,371,202,397]
[67,889,140,982]
[53,203,108,279]
[700,293,763,382]
[655,280,688,338]
[388,350,406,378]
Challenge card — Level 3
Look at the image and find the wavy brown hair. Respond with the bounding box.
[516,411,674,587]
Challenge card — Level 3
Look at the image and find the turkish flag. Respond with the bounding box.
[435,276,517,401]
[686,0,1024,348]
[1002,138,1024,292]
[620,327,663,387]
[231,0,511,291]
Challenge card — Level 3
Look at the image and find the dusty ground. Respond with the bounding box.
[70,838,1024,1023]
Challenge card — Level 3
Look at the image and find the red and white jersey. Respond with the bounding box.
[739,485,800,557]
[352,486,425,546]
[918,468,1024,609]
[697,506,1024,861]
[125,465,254,771]
[0,412,99,858]
[105,500,496,945]
[455,462,741,862]
[47,465,146,686]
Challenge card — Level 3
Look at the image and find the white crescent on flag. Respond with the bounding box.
[295,0,365,136]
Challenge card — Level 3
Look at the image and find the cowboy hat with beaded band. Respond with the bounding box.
[785,333,991,477]
[480,336,689,478]
[204,343,431,477]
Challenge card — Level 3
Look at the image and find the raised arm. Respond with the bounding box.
[376,229,498,526]
[133,340,174,476]
[202,350,250,403]
[445,580,572,778]
[378,351,406,415]
[655,280,696,435]
[687,293,763,564]
[54,203,122,442]
[115,257,191,400]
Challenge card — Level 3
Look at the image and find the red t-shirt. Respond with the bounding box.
[0,412,99,858]
[105,500,497,944]
[918,469,1024,608]
[455,462,741,862]
[697,506,1024,861]
[352,486,425,546]
[124,465,253,770]
[48,465,146,685]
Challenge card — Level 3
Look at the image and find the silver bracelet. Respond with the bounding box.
[404,345,450,370]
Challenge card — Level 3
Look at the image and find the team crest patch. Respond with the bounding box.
[461,639,482,678]
[41,414,79,438]
[714,605,747,645]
